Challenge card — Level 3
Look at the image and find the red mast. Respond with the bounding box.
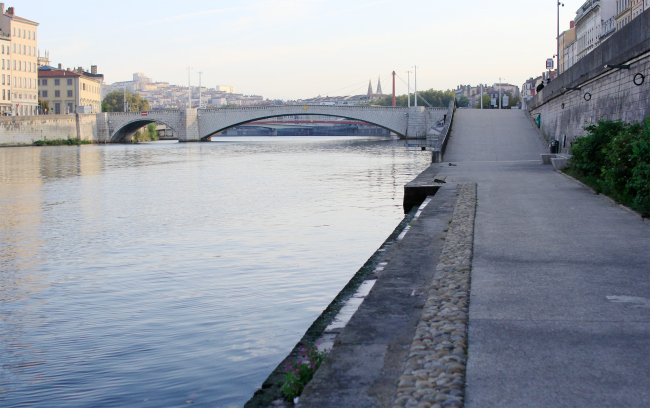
[392,71,396,107]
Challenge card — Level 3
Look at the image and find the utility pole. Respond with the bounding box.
[197,71,203,108]
[499,77,502,109]
[392,71,396,107]
[481,84,483,109]
[414,65,418,107]
[407,70,411,108]
[187,67,192,108]
[557,2,564,75]
[123,86,127,112]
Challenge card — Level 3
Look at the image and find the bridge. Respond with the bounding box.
[102,105,449,142]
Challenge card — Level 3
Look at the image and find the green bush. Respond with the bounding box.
[280,344,328,401]
[33,138,91,146]
[568,118,650,217]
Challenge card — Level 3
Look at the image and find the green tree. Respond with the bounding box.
[38,98,49,113]
[102,90,150,112]
[457,95,470,107]
[371,89,456,107]
[507,94,521,108]
[146,123,158,141]
[474,94,492,109]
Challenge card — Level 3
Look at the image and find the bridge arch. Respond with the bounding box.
[197,105,420,141]
[201,111,401,140]
[110,118,179,142]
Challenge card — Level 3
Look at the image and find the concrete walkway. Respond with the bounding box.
[437,109,650,407]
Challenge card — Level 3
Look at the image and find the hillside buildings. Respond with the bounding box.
[0,4,38,115]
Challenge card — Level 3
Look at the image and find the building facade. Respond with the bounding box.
[0,34,9,114]
[558,24,576,74]
[0,4,38,116]
[38,68,102,114]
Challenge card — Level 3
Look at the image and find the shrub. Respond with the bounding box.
[280,344,328,401]
[568,117,650,217]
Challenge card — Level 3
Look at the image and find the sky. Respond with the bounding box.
[17,0,588,100]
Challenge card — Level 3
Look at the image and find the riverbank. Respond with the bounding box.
[244,162,481,408]
[244,199,427,407]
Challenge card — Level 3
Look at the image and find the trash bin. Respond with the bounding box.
[550,140,560,154]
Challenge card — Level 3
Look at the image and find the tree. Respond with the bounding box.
[457,95,470,108]
[475,94,492,109]
[371,89,456,107]
[508,94,521,108]
[102,90,150,112]
[38,98,49,113]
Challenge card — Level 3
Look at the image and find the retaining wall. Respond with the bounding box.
[527,8,650,153]
[0,115,79,144]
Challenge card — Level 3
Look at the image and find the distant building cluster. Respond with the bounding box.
[522,0,648,104]
[295,78,388,106]
[454,83,520,109]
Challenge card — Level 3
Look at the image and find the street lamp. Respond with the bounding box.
[557,1,564,75]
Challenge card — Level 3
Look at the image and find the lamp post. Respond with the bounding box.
[413,65,418,107]
[407,70,411,108]
[557,1,564,75]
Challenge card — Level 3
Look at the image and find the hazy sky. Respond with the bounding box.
[19,0,586,100]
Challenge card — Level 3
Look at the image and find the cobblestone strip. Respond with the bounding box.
[392,183,477,408]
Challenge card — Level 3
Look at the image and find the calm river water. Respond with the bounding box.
[0,137,431,407]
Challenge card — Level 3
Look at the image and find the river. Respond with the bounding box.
[0,136,431,407]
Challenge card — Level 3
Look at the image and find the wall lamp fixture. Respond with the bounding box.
[604,64,631,70]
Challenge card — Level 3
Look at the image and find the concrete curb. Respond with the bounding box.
[392,183,477,408]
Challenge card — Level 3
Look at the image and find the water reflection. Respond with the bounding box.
[0,138,430,407]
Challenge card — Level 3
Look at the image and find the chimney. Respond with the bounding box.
[570,20,575,29]
[67,67,71,71]
[58,63,62,69]
[6,7,13,16]
[0,4,4,15]
[76,66,83,73]
[91,65,97,75]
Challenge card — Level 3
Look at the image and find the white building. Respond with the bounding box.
[575,0,616,62]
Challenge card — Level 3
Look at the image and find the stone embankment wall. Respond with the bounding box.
[0,114,81,144]
[527,9,650,153]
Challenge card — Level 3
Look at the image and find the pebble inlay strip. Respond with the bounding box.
[392,183,477,408]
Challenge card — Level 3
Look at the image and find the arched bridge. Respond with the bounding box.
[102,105,449,142]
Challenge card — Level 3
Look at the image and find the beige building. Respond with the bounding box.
[0,4,38,116]
[38,68,102,114]
[0,33,9,114]
[558,25,576,74]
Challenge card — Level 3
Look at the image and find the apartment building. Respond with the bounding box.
[0,34,9,114]
[38,68,102,114]
[0,4,38,116]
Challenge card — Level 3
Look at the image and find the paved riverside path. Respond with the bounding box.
[437,109,650,407]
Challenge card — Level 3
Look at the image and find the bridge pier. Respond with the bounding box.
[179,109,201,142]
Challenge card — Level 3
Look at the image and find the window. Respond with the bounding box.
[42,90,47,97]
[2,59,3,70]
[2,89,4,100]
[23,45,25,54]
[1,45,3,54]
[54,79,60,86]
[67,90,73,97]
[67,78,72,86]
[12,43,15,53]
[1,74,3,85]
[55,90,60,97]
[42,78,47,86]
[28,31,30,40]
[12,27,15,36]
[83,83,86,91]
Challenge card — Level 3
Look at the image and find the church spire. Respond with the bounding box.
[367,80,373,96]
[376,76,383,95]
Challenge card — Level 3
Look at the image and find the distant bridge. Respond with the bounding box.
[102,105,449,142]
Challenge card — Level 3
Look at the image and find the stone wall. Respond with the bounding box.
[527,9,650,153]
[0,114,78,144]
